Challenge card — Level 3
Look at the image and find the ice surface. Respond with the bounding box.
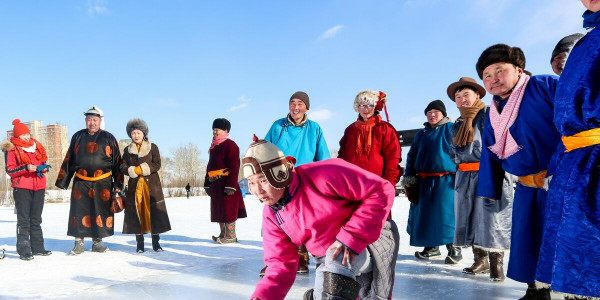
[0,196,563,299]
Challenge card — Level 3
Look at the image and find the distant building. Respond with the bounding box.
[6,121,68,189]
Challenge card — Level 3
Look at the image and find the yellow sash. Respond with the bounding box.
[75,171,112,181]
[562,128,600,152]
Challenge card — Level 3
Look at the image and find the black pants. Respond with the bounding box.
[14,188,46,255]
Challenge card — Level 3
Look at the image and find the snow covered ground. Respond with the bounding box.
[0,195,563,300]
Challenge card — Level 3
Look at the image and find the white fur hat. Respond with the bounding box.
[353,90,387,113]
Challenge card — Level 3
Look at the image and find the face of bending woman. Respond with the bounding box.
[247,173,285,206]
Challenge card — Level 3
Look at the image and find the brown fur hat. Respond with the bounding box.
[476,44,526,79]
[126,118,149,138]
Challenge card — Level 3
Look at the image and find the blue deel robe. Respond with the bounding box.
[477,75,559,284]
[536,21,600,297]
[406,119,457,247]
[265,116,330,166]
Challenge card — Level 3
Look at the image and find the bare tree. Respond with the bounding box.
[329,148,339,158]
[170,142,206,188]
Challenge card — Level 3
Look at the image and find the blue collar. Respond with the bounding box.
[583,10,600,29]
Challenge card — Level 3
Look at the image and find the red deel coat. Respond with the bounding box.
[5,147,47,191]
[338,116,403,186]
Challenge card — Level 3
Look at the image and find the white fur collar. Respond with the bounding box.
[127,140,151,157]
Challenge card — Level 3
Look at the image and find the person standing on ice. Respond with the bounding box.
[402,100,461,264]
[204,118,247,244]
[535,2,600,299]
[244,138,399,300]
[447,77,514,281]
[475,44,560,300]
[262,91,330,275]
[2,119,52,260]
[549,33,584,76]
[120,118,171,253]
[185,183,191,199]
[56,106,124,255]
[337,90,402,208]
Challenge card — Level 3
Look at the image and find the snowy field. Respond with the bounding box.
[0,195,562,300]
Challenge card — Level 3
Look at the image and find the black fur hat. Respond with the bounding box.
[126,118,149,138]
[212,118,231,132]
[476,44,526,79]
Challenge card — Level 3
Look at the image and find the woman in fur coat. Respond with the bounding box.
[119,119,171,253]
[2,119,52,260]
[204,118,246,244]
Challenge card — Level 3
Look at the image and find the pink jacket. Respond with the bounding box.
[251,158,395,300]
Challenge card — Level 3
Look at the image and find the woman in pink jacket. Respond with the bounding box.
[1,119,52,260]
[243,137,398,300]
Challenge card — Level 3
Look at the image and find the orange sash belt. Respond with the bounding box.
[458,162,480,172]
[75,171,112,181]
[562,128,600,152]
[417,171,455,179]
[518,170,547,189]
[208,168,229,179]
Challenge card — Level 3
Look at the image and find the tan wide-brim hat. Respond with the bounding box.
[446,77,486,101]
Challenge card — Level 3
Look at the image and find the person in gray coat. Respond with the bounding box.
[447,77,514,281]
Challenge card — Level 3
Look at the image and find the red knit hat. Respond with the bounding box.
[12,119,30,137]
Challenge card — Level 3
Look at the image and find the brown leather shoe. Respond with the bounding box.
[489,251,506,281]
[297,245,309,274]
[463,246,490,274]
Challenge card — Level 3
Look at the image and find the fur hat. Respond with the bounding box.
[353,90,388,113]
[290,91,310,110]
[424,100,447,117]
[551,33,584,63]
[212,118,231,132]
[126,118,149,138]
[242,136,295,190]
[476,44,526,79]
[84,106,104,118]
[11,119,30,138]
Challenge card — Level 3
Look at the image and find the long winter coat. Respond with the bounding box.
[251,159,395,300]
[56,129,124,238]
[120,140,171,234]
[204,139,247,223]
[536,21,600,298]
[405,118,457,247]
[338,115,402,186]
[450,108,513,250]
[477,75,559,284]
[265,115,330,166]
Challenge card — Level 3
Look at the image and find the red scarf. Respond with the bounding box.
[209,133,229,153]
[10,137,48,165]
[354,115,381,156]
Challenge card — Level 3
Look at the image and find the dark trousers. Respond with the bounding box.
[14,188,46,255]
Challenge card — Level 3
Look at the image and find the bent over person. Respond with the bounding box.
[56,106,123,254]
[245,138,399,300]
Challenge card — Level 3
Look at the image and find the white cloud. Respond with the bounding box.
[88,0,109,16]
[319,25,344,40]
[308,108,334,122]
[228,96,252,112]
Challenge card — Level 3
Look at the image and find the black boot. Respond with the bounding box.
[518,283,551,300]
[152,234,163,252]
[415,246,441,260]
[322,272,361,300]
[19,253,34,261]
[33,250,52,256]
[463,246,489,274]
[70,238,84,255]
[92,238,108,253]
[489,251,505,281]
[445,244,463,264]
[136,235,145,253]
[303,288,314,300]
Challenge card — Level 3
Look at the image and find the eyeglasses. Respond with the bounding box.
[358,104,374,109]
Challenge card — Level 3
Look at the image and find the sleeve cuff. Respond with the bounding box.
[140,163,151,176]
[127,166,138,178]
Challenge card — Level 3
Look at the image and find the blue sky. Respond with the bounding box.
[0,0,588,160]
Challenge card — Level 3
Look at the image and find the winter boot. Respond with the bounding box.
[0,249,5,259]
[303,288,314,300]
[322,272,361,300]
[33,250,52,256]
[152,234,163,252]
[212,223,226,242]
[489,251,505,281]
[217,222,238,244]
[463,246,490,274]
[70,238,84,255]
[445,244,463,264]
[92,238,108,253]
[298,244,310,274]
[136,235,145,253]
[518,283,551,300]
[415,246,441,260]
[19,253,34,261]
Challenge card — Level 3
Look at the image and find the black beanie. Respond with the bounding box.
[290,91,310,110]
[551,33,584,63]
[424,100,447,117]
[476,44,526,79]
[212,118,231,132]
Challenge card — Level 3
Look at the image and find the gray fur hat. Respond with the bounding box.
[126,118,149,138]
